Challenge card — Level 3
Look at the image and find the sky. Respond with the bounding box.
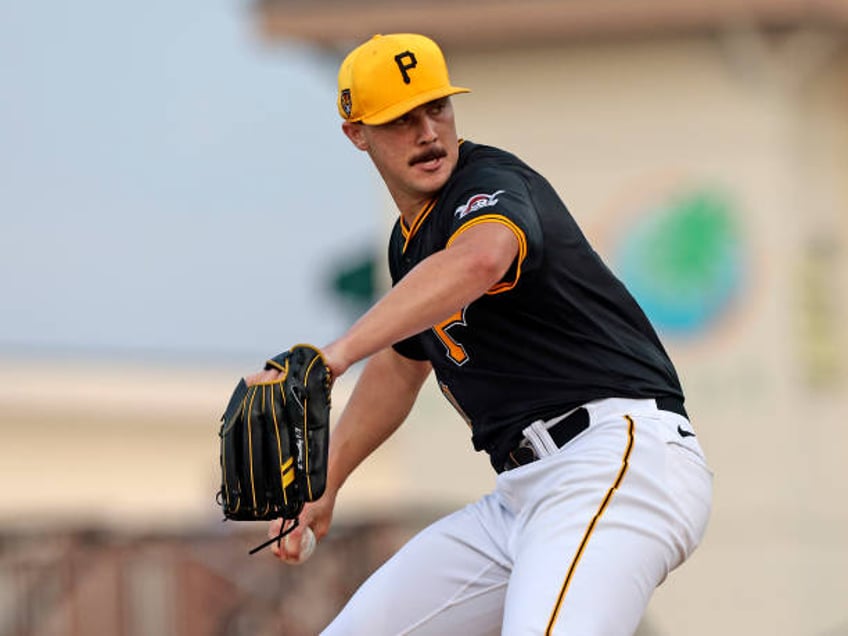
[0,0,383,364]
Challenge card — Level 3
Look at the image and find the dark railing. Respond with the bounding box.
[0,521,418,636]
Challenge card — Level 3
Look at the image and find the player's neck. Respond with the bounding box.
[393,191,434,228]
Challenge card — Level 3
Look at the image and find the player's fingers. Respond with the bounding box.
[268,518,286,558]
[267,519,303,562]
[268,517,283,537]
[308,515,329,541]
[281,524,305,561]
[245,369,281,386]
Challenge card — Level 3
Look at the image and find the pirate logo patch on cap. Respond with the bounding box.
[340,89,352,118]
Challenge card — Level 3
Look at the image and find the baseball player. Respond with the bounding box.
[253,33,713,635]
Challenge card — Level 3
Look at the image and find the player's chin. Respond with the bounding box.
[408,167,451,195]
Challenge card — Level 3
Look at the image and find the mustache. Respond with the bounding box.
[409,147,447,166]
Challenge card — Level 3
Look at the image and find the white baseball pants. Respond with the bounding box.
[321,397,713,636]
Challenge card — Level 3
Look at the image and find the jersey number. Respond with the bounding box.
[433,309,469,366]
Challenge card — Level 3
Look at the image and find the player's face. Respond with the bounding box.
[344,98,459,209]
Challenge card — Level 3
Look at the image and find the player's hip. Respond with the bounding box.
[495,396,713,518]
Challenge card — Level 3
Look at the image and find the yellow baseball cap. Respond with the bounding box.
[337,33,470,125]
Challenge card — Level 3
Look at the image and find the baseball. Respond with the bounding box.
[285,526,316,564]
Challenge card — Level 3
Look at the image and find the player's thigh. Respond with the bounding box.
[543,450,710,635]
[322,496,512,636]
[501,412,712,635]
[499,475,662,634]
[504,513,669,635]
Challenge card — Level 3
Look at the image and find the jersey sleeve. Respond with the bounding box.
[392,336,429,360]
[446,168,543,294]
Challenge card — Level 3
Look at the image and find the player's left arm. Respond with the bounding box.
[322,221,518,377]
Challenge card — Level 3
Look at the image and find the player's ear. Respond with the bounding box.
[342,122,369,151]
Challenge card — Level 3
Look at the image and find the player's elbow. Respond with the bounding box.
[447,221,521,292]
[469,233,519,288]
[469,247,513,288]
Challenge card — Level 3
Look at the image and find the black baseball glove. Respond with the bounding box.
[217,344,331,554]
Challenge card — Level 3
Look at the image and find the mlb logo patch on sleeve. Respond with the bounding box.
[455,190,505,218]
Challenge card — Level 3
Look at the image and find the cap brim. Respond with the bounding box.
[359,86,471,125]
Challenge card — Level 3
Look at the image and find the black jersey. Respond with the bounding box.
[388,141,684,470]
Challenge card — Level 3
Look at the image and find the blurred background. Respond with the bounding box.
[1,0,847,634]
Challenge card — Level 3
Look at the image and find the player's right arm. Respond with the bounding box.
[270,346,431,562]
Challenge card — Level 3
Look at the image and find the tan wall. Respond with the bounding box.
[2,29,847,636]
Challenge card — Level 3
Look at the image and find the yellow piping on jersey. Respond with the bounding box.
[545,415,635,635]
[438,381,473,428]
[401,199,437,253]
[446,214,528,294]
